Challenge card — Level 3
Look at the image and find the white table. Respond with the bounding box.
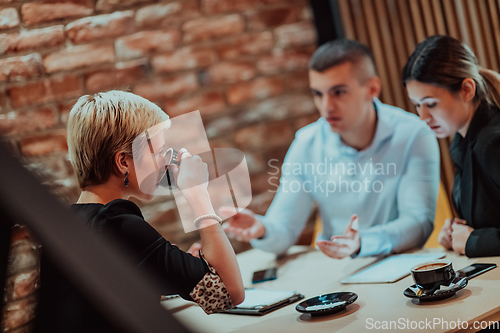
[162,246,500,332]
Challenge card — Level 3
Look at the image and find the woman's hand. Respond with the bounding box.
[451,219,474,255]
[187,242,202,258]
[171,149,208,192]
[438,218,453,250]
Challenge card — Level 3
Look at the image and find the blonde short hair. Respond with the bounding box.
[67,90,169,189]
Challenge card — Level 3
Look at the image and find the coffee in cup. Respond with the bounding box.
[411,259,455,292]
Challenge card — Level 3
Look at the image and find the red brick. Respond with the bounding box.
[0,90,4,112]
[215,32,274,60]
[247,94,316,122]
[246,7,302,31]
[133,72,198,101]
[10,270,40,300]
[234,121,293,150]
[0,26,65,55]
[0,54,43,82]
[96,0,150,12]
[204,61,257,84]
[85,58,148,92]
[275,21,316,48]
[285,70,310,91]
[295,114,319,130]
[257,47,314,75]
[201,0,261,14]
[135,0,200,29]
[44,43,114,73]
[205,117,237,138]
[19,129,68,156]
[9,225,35,247]
[0,8,19,30]
[8,74,82,108]
[0,107,56,136]
[164,91,225,117]
[2,296,38,331]
[152,46,216,73]
[227,77,283,105]
[183,14,244,43]
[66,11,135,44]
[5,244,40,276]
[21,0,93,26]
[58,100,76,124]
[115,29,181,61]
[243,151,265,174]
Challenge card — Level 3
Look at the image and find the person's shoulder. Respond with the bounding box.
[100,199,144,220]
[294,117,325,140]
[475,108,500,155]
[377,101,432,137]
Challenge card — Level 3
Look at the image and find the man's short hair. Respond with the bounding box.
[309,39,377,78]
[67,90,168,189]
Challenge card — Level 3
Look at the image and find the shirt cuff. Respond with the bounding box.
[189,251,233,314]
[357,229,391,257]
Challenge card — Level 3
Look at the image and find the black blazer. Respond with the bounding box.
[450,101,500,257]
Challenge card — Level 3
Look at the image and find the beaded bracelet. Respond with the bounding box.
[194,214,223,229]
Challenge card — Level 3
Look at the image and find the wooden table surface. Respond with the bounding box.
[162,246,500,333]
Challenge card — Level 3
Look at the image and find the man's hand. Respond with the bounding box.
[316,214,360,259]
[451,218,473,255]
[438,218,453,250]
[220,206,266,242]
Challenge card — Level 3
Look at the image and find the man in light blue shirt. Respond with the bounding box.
[221,39,440,258]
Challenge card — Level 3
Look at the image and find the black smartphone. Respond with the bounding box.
[252,267,277,284]
[457,263,497,279]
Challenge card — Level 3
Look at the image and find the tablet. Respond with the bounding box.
[220,289,304,315]
[341,252,446,284]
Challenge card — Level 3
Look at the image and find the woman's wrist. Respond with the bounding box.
[181,187,215,216]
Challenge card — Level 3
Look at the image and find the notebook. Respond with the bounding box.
[220,289,304,315]
[341,252,446,284]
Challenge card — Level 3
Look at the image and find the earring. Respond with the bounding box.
[124,171,129,187]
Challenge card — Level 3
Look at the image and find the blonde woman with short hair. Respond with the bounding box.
[36,91,244,332]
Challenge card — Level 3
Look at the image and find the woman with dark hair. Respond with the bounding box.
[402,35,500,257]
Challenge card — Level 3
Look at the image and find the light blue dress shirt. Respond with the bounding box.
[251,99,440,256]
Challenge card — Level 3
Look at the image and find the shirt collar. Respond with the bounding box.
[321,98,394,156]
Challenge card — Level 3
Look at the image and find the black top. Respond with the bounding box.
[450,101,500,257]
[35,199,209,332]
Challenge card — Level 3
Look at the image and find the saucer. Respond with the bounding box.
[403,277,468,301]
[295,292,358,316]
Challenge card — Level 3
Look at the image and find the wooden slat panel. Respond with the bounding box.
[362,0,394,104]
[465,0,487,67]
[431,0,447,35]
[478,0,498,70]
[374,0,406,109]
[396,0,417,57]
[387,0,414,112]
[350,0,370,46]
[442,0,460,38]
[338,0,356,40]
[454,0,471,45]
[487,0,500,72]
[409,0,426,42]
[420,0,437,36]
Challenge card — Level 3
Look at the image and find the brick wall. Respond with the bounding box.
[1,1,318,330]
[0,0,319,245]
[2,226,41,333]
